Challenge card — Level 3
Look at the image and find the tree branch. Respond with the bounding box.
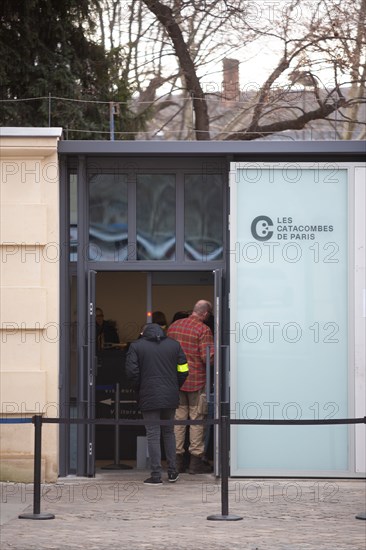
[224,98,347,140]
[142,0,210,139]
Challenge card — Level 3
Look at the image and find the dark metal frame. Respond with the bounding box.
[58,140,365,477]
[59,152,229,476]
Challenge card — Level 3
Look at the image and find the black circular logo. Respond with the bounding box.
[251,216,274,241]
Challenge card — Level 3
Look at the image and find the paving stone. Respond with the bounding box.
[0,473,365,550]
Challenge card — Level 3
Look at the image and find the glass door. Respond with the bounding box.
[87,269,97,476]
[213,268,223,476]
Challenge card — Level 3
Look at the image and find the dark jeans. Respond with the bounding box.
[143,409,176,480]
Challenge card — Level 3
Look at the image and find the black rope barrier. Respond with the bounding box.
[1,412,365,522]
[40,418,216,425]
[38,417,366,425]
[229,417,366,425]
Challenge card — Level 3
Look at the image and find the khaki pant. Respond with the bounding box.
[175,389,207,457]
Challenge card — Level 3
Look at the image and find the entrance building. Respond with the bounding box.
[61,149,226,477]
[0,130,365,480]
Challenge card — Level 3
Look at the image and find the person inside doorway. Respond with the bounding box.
[125,323,189,485]
[171,310,191,324]
[167,300,214,474]
[95,307,120,352]
[152,311,168,333]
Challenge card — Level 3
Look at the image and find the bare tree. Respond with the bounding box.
[93,0,366,140]
[331,0,366,139]
[143,0,211,139]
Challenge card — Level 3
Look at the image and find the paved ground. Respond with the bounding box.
[0,471,365,550]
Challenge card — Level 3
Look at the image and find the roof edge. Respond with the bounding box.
[0,127,63,138]
[58,139,366,156]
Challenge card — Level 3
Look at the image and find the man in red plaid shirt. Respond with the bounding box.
[167,300,214,474]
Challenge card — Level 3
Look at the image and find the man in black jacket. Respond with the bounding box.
[125,323,189,485]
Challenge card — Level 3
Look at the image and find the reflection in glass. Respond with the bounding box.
[89,174,128,261]
[136,174,176,260]
[184,174,223,260]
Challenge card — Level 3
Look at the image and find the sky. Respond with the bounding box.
[120,0,358,102]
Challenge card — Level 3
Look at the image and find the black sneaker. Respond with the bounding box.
[168,472,179,483]
[144,477,163,485]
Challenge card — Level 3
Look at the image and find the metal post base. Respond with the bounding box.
[355,513,366,520]
[19,513,55,520]
[207,514,243,521]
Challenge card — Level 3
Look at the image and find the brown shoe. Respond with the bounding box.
[176,453,186,473]
[188,454,213,474]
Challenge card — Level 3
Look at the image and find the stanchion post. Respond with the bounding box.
[207,402,243,521]
[19,415,55,520]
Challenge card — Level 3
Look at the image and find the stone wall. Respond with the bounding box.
[0,128,62,482]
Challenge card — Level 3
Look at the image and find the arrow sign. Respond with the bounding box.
[100,398,137,406]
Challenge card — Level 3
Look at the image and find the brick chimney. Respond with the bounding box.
[222,58,240,102]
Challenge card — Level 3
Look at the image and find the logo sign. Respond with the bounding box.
[251,216,274,241]
[251,215,334,241]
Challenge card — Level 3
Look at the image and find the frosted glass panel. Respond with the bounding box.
[230,165,348,474]
[136,174,176,260]
[88,174,128,261]
[184,174,223,260]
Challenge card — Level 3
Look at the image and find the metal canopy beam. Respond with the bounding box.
[58,140,366,157]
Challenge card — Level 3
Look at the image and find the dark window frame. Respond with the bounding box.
[68,159,227,269]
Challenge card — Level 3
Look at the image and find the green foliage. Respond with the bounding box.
[0,0,142,139]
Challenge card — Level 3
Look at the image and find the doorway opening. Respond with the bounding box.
[74,270,216,472]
